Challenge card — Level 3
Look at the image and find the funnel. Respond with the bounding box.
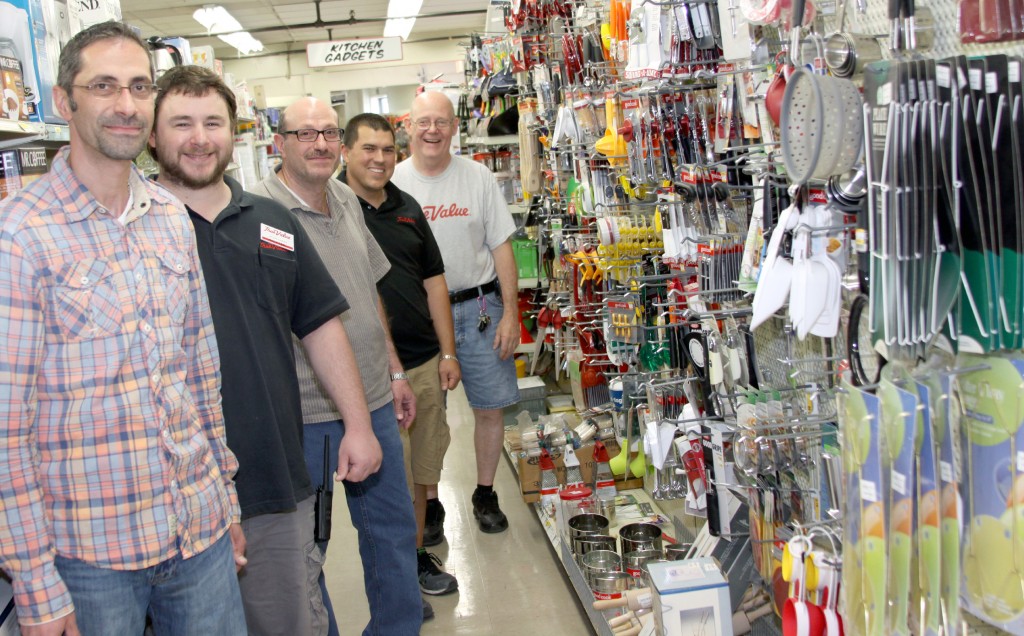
[595,96,627,165]
[628,444,647,480]
[609,405,633,476]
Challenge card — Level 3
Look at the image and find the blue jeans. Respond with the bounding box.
[303,402,420,636]
[54,531,246,635]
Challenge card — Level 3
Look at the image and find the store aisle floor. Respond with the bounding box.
[322,384,594,635]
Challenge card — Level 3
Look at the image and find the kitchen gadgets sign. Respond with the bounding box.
[307,37,403,68]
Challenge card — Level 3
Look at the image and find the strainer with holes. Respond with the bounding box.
[781,67,865,184]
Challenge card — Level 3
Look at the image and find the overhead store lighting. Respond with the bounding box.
[217,31,264,55]
[193,5,263,55]
[383,0,423,40]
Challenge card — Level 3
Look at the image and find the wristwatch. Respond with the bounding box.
[440,354,459,363]
[390,372,409,381]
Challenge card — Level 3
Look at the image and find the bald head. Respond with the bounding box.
[280,96,337,133]
[275,96,342,192]
[411,91,455,121]
[407,91,458,172]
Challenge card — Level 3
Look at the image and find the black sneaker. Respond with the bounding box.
[422,597,434,621]
[418,551,458,595]
[471,489,509,533]
[423,498,445,546]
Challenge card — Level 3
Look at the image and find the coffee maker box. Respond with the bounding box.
[0,1,37,121]
[67,0,120,34]
[17,146,47,187]
[0,55,27,121]
[648,558,734,636]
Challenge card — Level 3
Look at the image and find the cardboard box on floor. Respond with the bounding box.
[515,439,644,502]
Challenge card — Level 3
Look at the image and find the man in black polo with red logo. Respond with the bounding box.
[340,113,460,606]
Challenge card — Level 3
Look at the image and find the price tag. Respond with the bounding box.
[986,72,998,94]
[969,68,982,91]
[877,82,892,106]
[940,460,953,483]
[1010,61,1020,83]
[936,65,950,88]
[892,470,907,496]
[860,479,878,503]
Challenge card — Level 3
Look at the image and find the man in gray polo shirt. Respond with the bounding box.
[249,97,421,635]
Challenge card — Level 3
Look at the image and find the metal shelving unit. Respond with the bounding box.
[0,120,70,151]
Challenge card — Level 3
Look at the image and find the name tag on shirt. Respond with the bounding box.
[260,223,294,252]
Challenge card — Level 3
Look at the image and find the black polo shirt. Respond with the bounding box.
[177,174,349,519]
[340,173,445,369]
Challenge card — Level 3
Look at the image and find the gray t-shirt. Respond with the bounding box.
[250,172,394,421]
[392,155,516,292]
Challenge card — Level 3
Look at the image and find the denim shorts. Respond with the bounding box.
[451,289,520,410]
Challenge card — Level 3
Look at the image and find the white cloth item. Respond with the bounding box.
[392,155,516,292]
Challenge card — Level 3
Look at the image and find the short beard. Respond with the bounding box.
[95,115,150,160]
[158,152,231,190]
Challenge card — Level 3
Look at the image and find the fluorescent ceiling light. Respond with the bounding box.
[383,0,422,40]
[194,5,263,55]
[218,31,264,55]
[193,5,241,34]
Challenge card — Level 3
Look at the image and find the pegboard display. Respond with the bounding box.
[469,0,1024,634]
[833,0,1024,60]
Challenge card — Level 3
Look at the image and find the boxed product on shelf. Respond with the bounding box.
[514,440,615,503]
[191,44,215,70]
[647,558,734,636]
[512,437,644,503]
[67,0,119,33]
[17,146,46,186]
[0,148,22,198]
[0,54,27,121]
[23,0,66,123]
[512,237,538,280]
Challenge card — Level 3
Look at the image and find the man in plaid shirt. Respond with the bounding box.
[0,22,246,635]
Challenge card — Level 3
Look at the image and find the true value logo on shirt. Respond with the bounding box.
[422,204,469,222]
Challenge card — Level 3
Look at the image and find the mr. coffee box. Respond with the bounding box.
[0,54,27,121]
[17,146,47,187]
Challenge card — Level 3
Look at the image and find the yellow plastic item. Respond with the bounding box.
[515,357,526,378]
[595,96,627,165]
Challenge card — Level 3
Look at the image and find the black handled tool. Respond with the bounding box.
[314,435,333,542]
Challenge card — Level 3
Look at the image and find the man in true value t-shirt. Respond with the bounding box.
[392,91,521,538]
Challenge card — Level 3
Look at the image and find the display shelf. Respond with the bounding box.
[0,120,70,150]
[502,442,667,636]
[465,134,518,146]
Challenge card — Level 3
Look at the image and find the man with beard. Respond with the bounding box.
[250,98,421,635]
[0,24,244,635]
[148,66,382,636]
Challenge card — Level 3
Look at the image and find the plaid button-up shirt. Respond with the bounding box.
[0,147,239,625]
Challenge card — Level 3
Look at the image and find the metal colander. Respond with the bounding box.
[781,68,864,184]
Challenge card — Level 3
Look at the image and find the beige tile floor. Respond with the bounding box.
[323,385,594,635]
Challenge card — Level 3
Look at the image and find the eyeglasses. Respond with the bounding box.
[72,82,159,100]
[282,128,343,142]
[413,118,454,131]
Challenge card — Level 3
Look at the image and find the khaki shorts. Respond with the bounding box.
[400,353,451,494]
